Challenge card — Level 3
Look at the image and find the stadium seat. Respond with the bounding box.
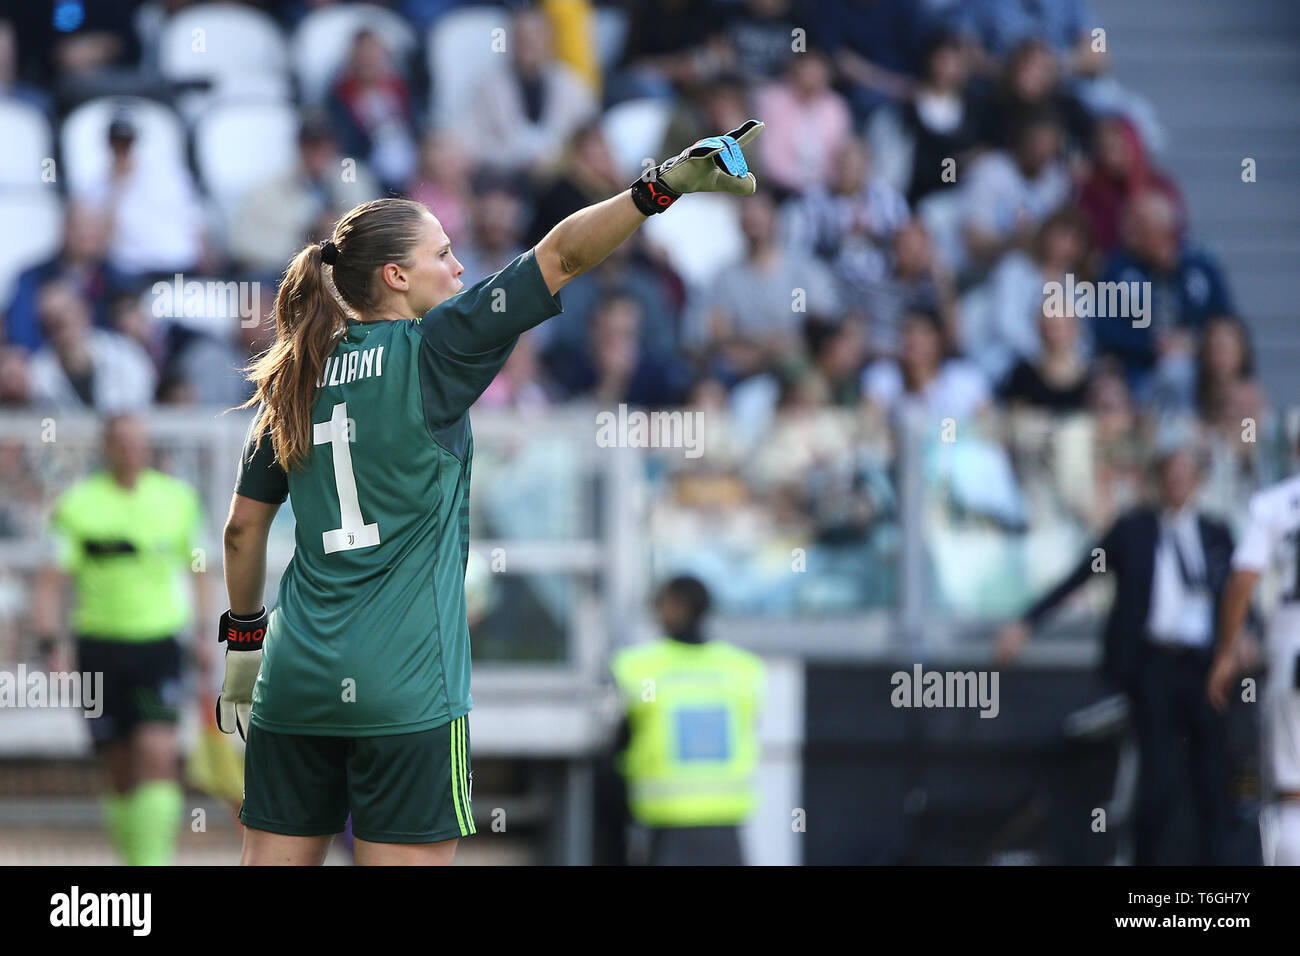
[601,98,673,180]
[640,193,744,289]
[157,3,290,121]
[427,6,511,130]
[193,102,299,233]
[292,4,417,104]
[59,96,186,195]
[0,190,63,306]
[0,99,52,189]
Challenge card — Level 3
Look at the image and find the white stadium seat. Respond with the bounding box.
[157,3,290,121]
[193,101,299,231]
[292,4,417,104]
[601,97,672,180]
[0,99,53,189]
[0,190,63,306]
[427,6,510,131]
[59,96,186,195]
[640,193,745,290]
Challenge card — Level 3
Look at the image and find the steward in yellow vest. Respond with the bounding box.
[610,576,764,865]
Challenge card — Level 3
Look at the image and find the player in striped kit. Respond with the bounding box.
[1209,463,1300,865]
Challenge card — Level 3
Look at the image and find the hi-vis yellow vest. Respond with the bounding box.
[612,639,765,827]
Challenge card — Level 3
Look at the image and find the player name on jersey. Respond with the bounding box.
[317,345,385,389]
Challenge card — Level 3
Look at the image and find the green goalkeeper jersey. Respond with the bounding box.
[235,250,561,736]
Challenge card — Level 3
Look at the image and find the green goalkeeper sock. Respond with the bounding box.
[126,779,184,866]
[101,792,135,865]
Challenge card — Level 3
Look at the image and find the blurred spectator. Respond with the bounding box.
[1087,363,1145,522]
[0,346,31,406]
[525,122,623,248]
[972,38,1093,156]
[948,0,1107,77]
[783,137,910,264]
[75,114,206,281]
[850,219,956,360]
[540,0,601,95]
[396,0,467,31]
[406,129,473,246]
[812,0,929,119]
[750,370,854,496]
[753,49,852,197]
[229,113,380,273]
[1076,114,1184,257]
[29,280,155,412]
[716,0,804,84]
[613,0,729,101]
[1092,189,1233,390]
[5,202,119,352]
[163,288,278,409]
[964,206,1092,383]
[12,0,141,90]
[454,180,528,283]
[551,293,689,407]
[0,18,52,115]
[804,315,866,407]
[327,29,419,193]
[661,72,753,166]
[996,445,1236,865]
[1190,315,1265,435]
[462,7,597,174]
[895,29,982,207]
[686,191,841,358]
[540,239,681,368]
[476,329,554,412]
[862,307,991,421]
[961,108,1070,269]
[109,291,166,371]
[999,301,1094,413]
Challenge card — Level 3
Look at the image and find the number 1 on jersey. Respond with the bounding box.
[314,402,380,554]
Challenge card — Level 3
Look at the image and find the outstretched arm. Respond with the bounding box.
[535,193,646,295]
[534,119,765,295]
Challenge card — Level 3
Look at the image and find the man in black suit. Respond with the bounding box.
[995,447,1236,864]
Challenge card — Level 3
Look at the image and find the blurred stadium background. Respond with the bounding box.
[0,0,1297,864]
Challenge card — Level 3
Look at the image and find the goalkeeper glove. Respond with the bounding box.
[629,119,764,215]
[215,607,267,740]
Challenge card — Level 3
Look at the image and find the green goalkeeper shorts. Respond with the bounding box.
[239,716,475,843]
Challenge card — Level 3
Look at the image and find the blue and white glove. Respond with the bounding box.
[629,119,764,215]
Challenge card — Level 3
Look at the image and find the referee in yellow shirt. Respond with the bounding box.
[34,414,209,865]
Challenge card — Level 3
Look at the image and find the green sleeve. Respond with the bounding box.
[416,249,562,427]
[234,415,289,504]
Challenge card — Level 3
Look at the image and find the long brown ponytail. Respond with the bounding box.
[240,198,431,471]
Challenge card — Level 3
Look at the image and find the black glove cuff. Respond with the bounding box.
[219,607,268,649]
[630,176,680,216]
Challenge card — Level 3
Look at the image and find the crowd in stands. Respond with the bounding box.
[0,0,1282,611]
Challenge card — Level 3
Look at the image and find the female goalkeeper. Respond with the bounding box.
[216,121,763,865]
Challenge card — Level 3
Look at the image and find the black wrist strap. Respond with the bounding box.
[630,177,680,216]
[219,608,268,649]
